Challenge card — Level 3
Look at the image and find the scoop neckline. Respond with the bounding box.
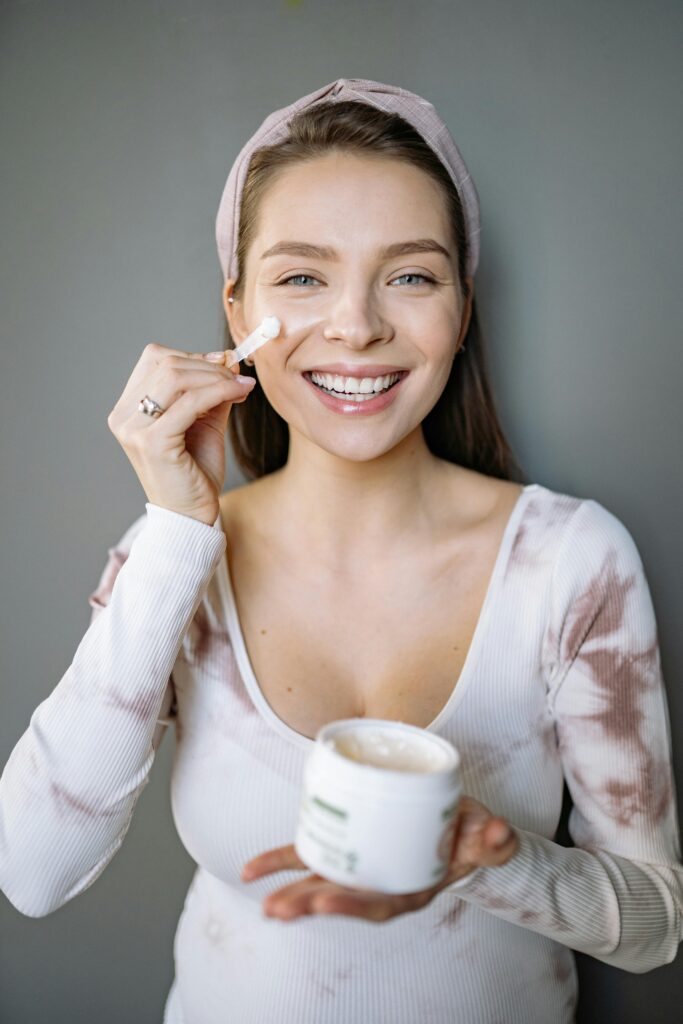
[215,483,539,753]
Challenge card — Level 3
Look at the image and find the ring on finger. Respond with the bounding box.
[138,395,165,418]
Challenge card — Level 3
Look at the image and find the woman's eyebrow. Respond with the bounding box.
[260,239,452,261]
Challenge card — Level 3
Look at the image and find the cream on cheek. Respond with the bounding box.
[245,311,319,416]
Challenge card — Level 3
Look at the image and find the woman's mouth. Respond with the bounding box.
[301,370,409,415]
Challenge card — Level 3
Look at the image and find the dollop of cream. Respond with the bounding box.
[329,729,449,773]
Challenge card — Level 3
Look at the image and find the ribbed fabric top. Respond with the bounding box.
[1,483,682,1023]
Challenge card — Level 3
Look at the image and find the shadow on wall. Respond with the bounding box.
[554,782,680,1024]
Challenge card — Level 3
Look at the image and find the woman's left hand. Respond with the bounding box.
[240,795,519,922]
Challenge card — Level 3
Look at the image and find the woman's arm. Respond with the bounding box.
[0,504,226,918]
[445,500,683,973]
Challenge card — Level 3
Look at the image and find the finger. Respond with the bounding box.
[486,819,514,847]
[135,377,255,436]
[114,357,245,425]
[188,397,242,435]
[170,352,240,379]
[263,877,336,919]
[316,883,433,922]
[144,343,231,365]
[241,844,308,881]
[116,346,239,413]
[158,353,238,373]
[311,889,403,923]
[145,367,241,409]
[203,349,243,374]
[128,346,223,393]
[477,823,518,866]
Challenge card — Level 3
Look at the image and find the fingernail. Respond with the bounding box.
[204,351,225,361]
[235,375,256,386]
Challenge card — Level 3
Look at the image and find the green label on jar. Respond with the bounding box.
[312,794,348,820]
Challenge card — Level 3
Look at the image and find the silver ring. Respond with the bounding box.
[138,395,165,418]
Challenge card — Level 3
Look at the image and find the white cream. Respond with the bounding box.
[230,315,281,364]
[331,729,450,773]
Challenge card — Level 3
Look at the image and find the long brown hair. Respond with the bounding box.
[224,100,525,484]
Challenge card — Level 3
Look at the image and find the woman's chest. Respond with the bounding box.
[223,534,503,742]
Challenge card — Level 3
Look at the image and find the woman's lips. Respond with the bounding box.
[301,371,409,415]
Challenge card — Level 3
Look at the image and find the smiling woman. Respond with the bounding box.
[1,77,680,1024]
[221,97,522,482]
[207,80,680,1019]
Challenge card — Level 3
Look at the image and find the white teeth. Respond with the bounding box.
[309,371,401,394]
[319,390,380,402]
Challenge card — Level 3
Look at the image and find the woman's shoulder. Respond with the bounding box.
[489,475,645,586]
[524,481,642,560]
[516,482,651,632]
[530,487,659,686]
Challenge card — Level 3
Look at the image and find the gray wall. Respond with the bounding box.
[1,1,681,1020]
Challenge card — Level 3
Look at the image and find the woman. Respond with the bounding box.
[1,78,681,1023]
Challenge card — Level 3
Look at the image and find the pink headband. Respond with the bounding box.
[215,77,481,285]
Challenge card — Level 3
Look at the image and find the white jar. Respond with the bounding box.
[294,718,462,895]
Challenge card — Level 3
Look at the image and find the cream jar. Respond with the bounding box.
[294,718,462,894]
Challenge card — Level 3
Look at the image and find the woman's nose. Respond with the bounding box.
[322,291,393,350]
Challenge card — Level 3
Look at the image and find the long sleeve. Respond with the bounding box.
[446,499,683,973]
[0,503,226,918]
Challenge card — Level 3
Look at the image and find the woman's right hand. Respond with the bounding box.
[107,344,256,526]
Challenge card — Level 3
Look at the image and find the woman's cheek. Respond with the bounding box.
[253,362,296,421]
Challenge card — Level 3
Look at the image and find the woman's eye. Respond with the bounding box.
[278,274,321,287]
[276,272,436,288]
[391,273,436,286]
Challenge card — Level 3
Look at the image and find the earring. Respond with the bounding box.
[227,296,234,304]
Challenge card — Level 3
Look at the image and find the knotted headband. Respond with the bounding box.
[215,77,481,285]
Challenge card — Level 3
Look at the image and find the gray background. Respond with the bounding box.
[1,0,681,1020]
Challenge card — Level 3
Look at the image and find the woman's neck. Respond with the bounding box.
[261,428,467,568]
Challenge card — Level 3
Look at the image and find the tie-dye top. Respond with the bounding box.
[1,482,682,1024]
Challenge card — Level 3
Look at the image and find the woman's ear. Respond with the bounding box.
[221,279,234,320]
[222,279,249,344]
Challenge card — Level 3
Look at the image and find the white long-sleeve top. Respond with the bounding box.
[1,482,682,1024]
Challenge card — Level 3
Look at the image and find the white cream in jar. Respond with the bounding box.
[294,719,462,894]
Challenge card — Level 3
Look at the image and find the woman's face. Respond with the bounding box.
[226,152,472,463]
